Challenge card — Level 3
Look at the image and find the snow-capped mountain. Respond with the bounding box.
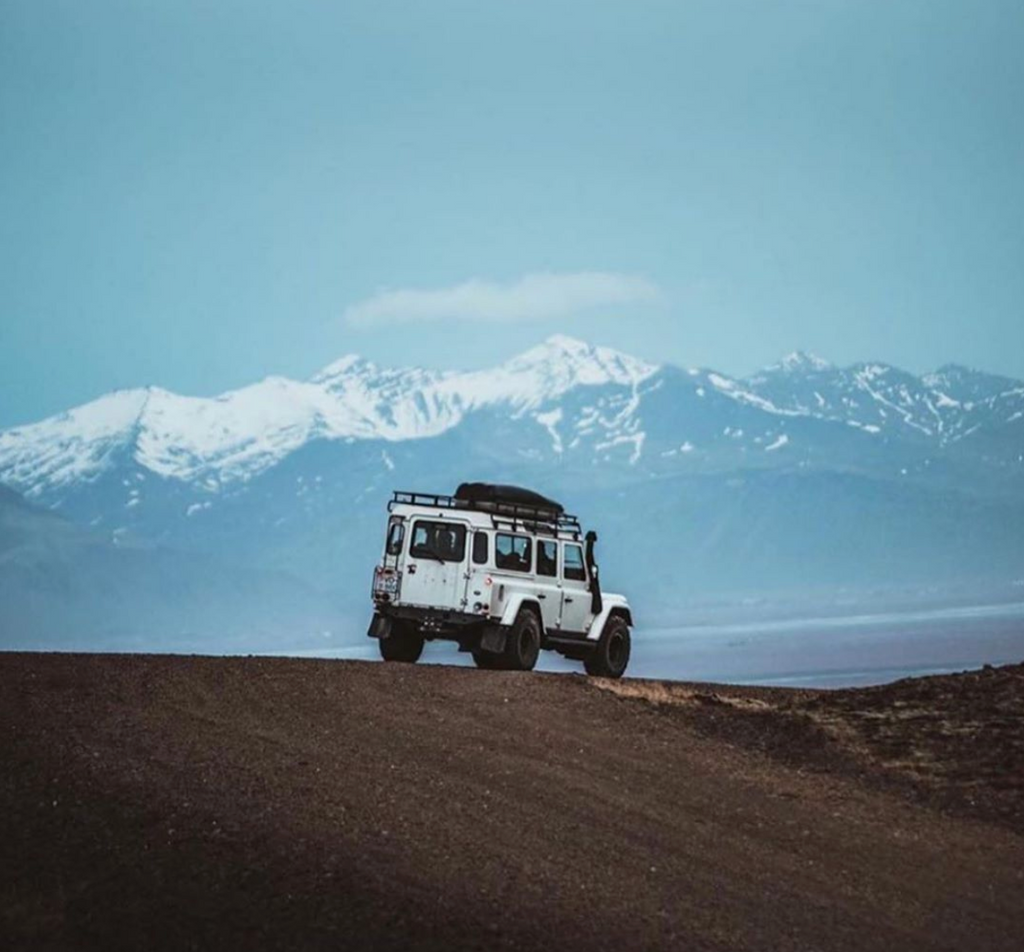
[1,335,1022,652]
[0,335,658,493]
[745,354,1024,446]
[2,335,1020,504]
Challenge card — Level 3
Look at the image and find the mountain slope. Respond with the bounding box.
[1,337,1022,647]
[0,485,340,652]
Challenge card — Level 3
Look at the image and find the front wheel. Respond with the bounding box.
[379,622,424,663]
[584,617,631,679]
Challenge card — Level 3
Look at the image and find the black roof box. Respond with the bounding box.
[454,483,564,516]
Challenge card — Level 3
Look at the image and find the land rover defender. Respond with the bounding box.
[367,483,633,677]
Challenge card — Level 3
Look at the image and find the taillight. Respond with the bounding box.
[373,566,400,598]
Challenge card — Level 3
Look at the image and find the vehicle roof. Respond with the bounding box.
[388,490,584,542]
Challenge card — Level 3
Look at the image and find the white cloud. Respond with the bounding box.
[342,271,661,328]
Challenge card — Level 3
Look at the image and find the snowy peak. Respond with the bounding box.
[0,388,153,494]
[305,335,657,418]
[760,351,834,375]
[922,364,1020,404]
[311,354,448,392]
[498,335,657,390]
[311,353,372,382]
[740,355,1024,444]
[309,335,656,397]
[409,336,657,426]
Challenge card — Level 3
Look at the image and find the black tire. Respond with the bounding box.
[584,616,631,679]
[472,649,503,670]
[501,608,541,672]
[379,622,424,663]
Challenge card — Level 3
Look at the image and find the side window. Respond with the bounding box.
[537,540,557,577]
[495,533,532,573]
[410,521,467,562]
[385,518,405,556]
[563,544,587,582]
[472,531,489,565]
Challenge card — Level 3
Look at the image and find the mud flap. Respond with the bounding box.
[477,624,507,654]
[367,613,392,640]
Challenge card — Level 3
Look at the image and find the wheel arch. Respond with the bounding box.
[497,593,543,627]
[587,601,633,641]
[608,606,633,628]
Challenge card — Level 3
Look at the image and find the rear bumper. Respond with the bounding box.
[368,603,495,643]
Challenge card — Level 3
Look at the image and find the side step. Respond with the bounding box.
[544,632,596,657]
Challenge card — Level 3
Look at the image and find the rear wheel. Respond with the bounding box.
[584,616,631,679]
[502,608,541,672]
[379,622,424,663]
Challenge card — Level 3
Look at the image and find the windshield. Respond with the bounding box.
[409,520,467,562]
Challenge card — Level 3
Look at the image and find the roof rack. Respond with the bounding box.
[388,490,582,541]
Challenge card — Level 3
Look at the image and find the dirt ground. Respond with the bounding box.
[1,653,1022,952]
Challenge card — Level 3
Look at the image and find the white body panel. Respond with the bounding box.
[375,499,632,642]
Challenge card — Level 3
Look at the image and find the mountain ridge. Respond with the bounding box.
[1,336,1021,499]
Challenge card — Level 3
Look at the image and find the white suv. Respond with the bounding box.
[367,483,634,677]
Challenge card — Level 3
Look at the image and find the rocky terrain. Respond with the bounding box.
[2,654,1022,951]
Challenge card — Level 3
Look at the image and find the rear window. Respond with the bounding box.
[410,521,467,562]
[495,533,532,573]
[472,532,489,565]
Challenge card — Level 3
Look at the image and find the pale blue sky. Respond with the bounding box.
[2,0,1023,426]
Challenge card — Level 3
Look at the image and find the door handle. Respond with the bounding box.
[537,593,546,600]
[408,564,417,574]
[564,597,573,603]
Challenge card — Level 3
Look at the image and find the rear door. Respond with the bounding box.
[400,518,469,610]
